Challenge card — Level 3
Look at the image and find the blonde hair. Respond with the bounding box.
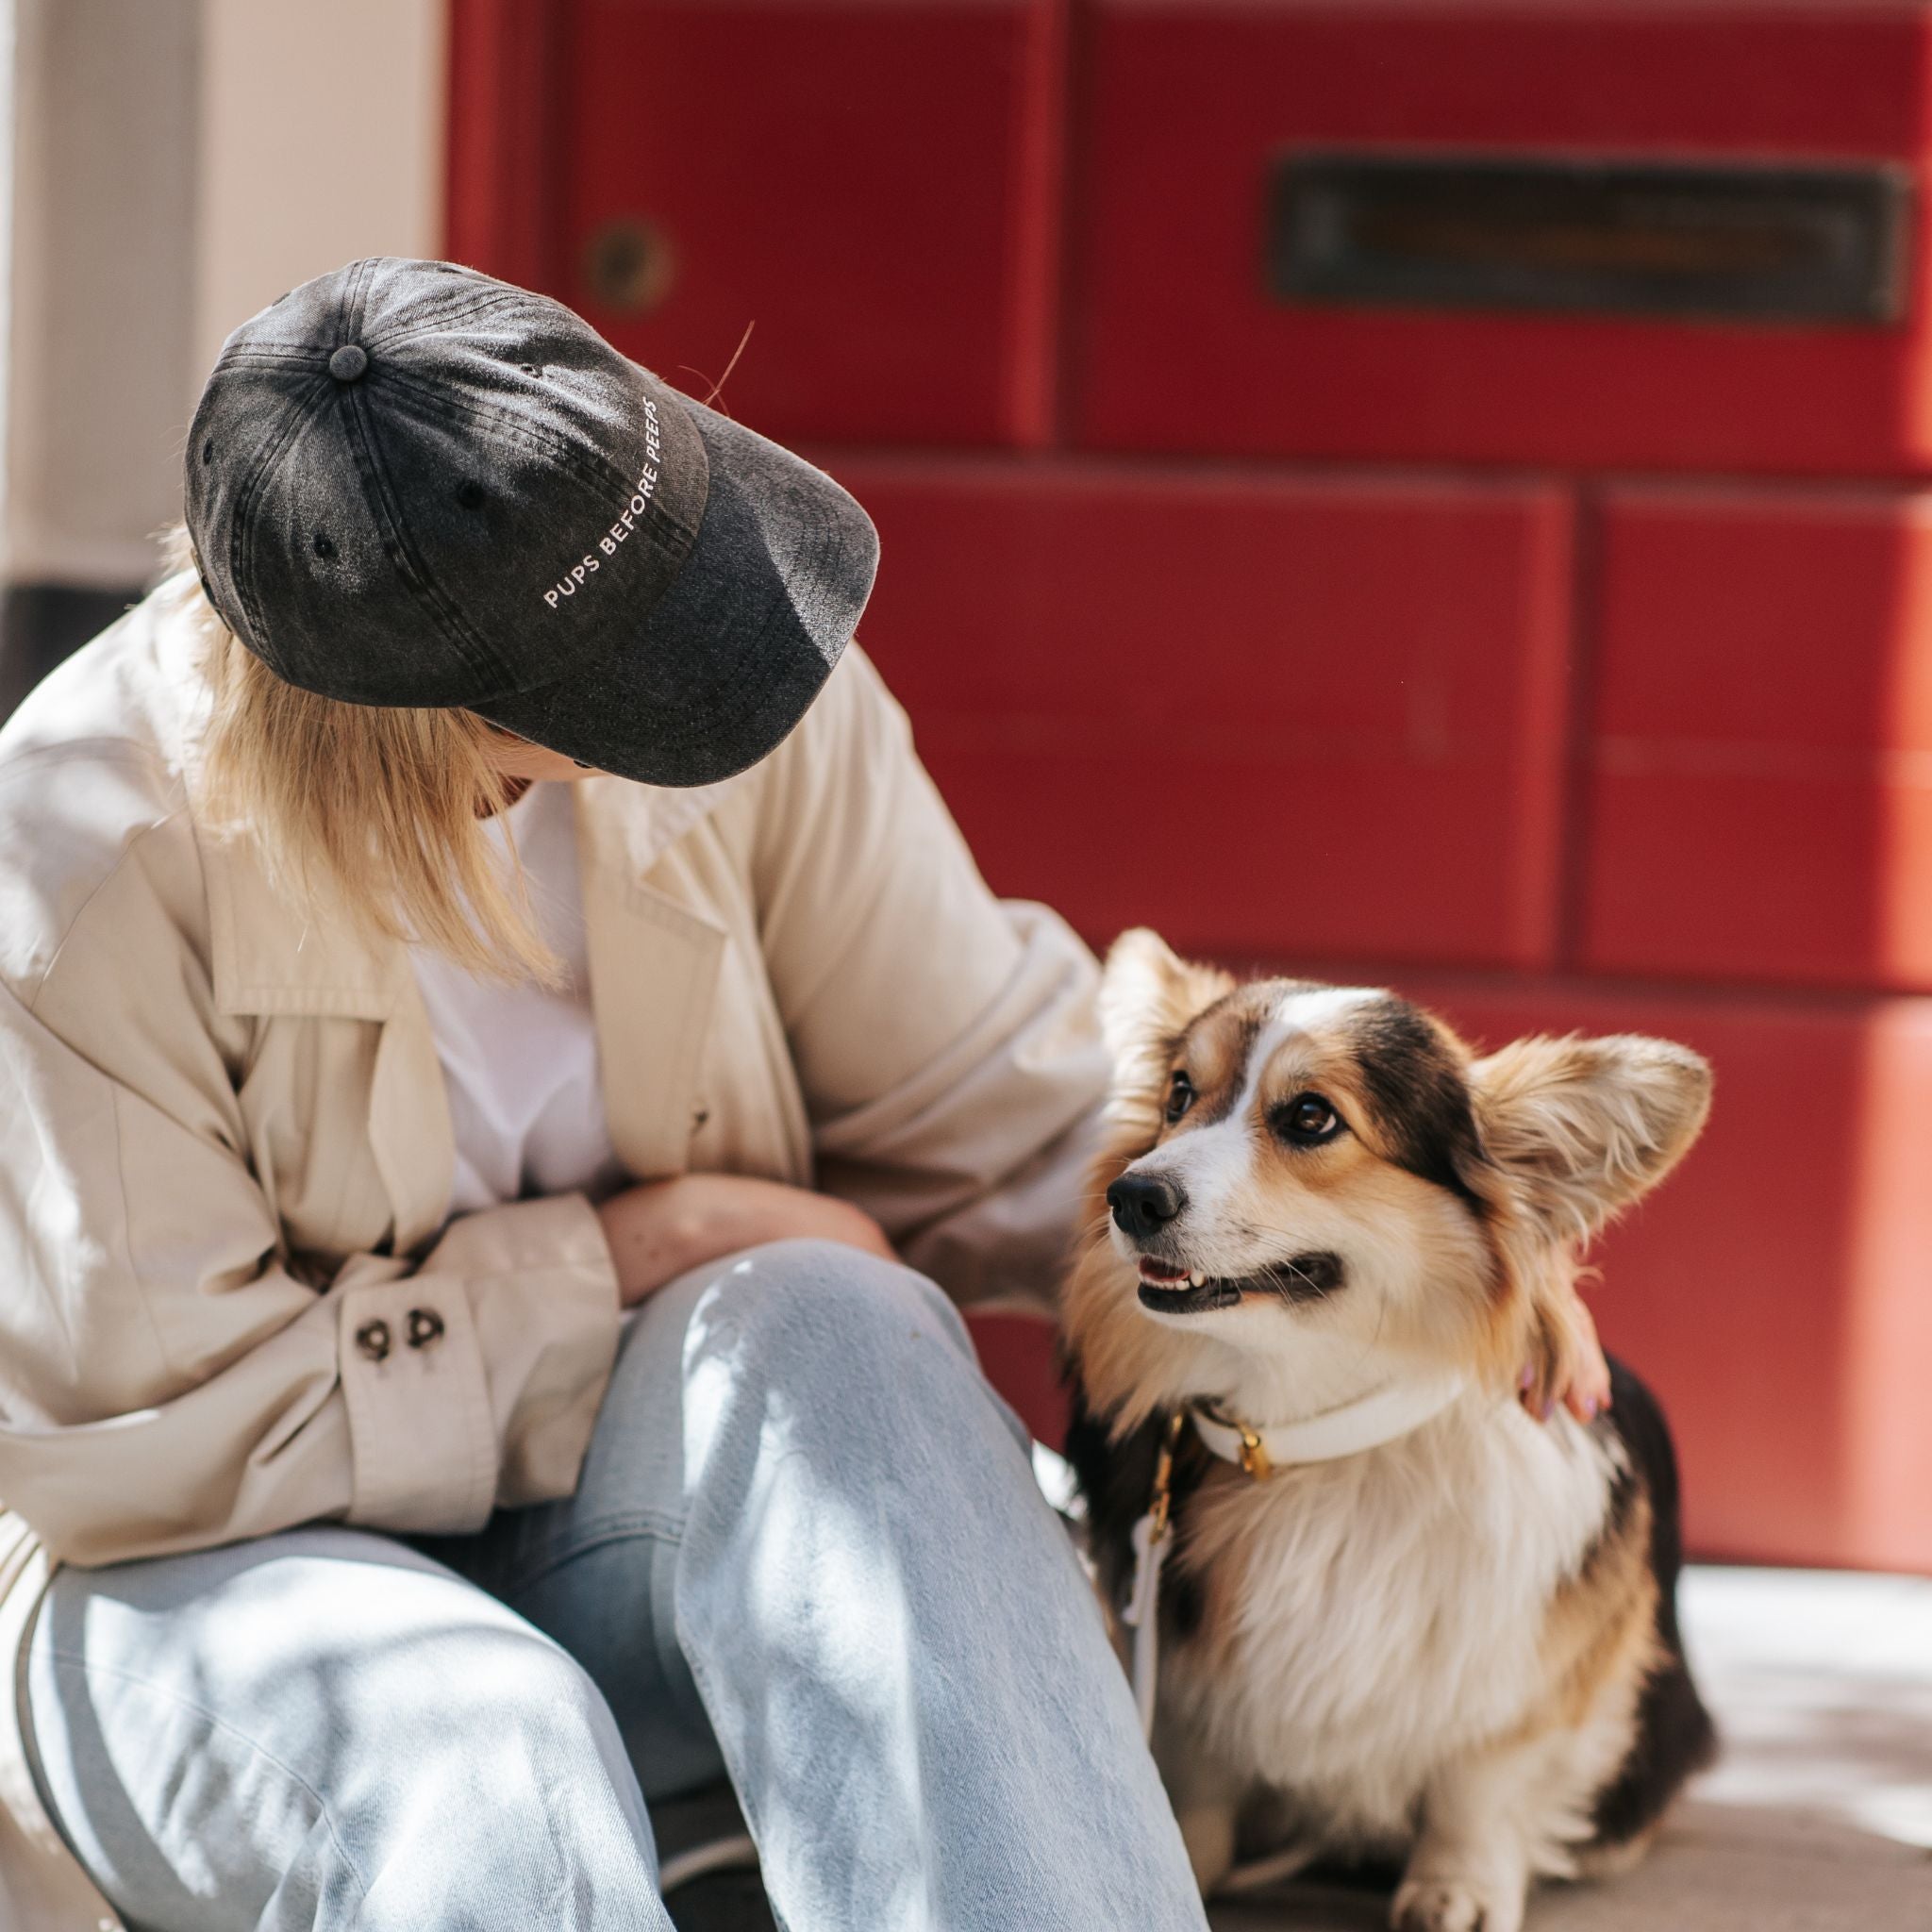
[163,524,558,983]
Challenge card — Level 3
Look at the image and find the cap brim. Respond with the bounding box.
[473,394,878,788]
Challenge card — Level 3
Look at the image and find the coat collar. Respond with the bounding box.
[155,589,739,1025]
[192,767,738,1249]
[194,774,736,1023]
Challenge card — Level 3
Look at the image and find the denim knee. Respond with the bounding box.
[698,1237,972,1367]
[246,1617,640,1840]
[405,1627,624,1767]
[325,1628,656,1912]
[684,1237,1029,1465]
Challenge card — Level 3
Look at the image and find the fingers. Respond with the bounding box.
[1564,1357,1613,1423]
[1518,1299,1612,1424]
[1561,1305,1613,1422]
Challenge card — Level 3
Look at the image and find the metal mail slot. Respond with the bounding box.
[1268,153,1912,325]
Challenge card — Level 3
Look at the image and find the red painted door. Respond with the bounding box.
[449,0,1932,1571]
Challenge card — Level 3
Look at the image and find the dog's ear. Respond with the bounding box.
[1098,928,1234,1090]
[1469,1033,1712,1244]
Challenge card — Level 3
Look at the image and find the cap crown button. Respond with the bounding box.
[328,343,369,382]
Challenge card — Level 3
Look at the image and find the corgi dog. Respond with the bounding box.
[1063,931,1717,1932]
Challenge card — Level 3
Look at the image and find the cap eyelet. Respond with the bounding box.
[456,481,486,510]
[312,531,336,560]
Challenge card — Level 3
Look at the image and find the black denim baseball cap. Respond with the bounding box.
[184,257,878,787]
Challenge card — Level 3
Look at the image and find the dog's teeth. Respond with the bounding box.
[1189,1271,1207,1288]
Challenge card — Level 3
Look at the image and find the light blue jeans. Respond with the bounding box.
[23,1240,1208,1931]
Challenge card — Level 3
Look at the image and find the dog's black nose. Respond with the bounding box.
[1108,1172,1187,1240]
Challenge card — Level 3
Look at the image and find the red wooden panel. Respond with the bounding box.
[445,0,567,293]
[825,456,1574,969]
[543,0,1065,446]
[1584,489,1932,991]
[1072,2,1932,475]
[1381,979,1932,1575]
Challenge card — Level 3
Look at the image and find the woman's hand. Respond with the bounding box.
[596,1174,896,1308]
[1521,1288,1612,1424]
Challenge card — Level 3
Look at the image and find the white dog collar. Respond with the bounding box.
[1188,1369,1470,1477]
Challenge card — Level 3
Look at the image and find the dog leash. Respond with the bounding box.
[1120,1371,1469,1740]
[1123,1410,1188,1736]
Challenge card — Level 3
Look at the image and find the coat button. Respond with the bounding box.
[407,1307,446,1350]
[355,1319,391,1362]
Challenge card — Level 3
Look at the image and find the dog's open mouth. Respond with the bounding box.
[1136,1253,1345,1313]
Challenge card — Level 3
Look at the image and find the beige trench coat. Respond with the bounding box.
[0,581,1108,1928]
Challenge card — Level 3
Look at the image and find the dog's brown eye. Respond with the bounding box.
[1276,1092,1341,1144]
[1165,1072,1195,1124]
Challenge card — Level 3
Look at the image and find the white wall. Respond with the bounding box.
[193,0,447,390]
[4,0,201,585]
[0,0,447,592]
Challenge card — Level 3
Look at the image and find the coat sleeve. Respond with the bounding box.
[750,646,1110,1309]
[0,841,619,1568]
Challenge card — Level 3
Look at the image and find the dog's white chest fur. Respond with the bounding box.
[1163,1397,1622,1848]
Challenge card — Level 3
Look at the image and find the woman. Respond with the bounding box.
[0,258,1603,1932]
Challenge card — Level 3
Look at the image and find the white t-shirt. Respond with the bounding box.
[409,781,626,1216]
